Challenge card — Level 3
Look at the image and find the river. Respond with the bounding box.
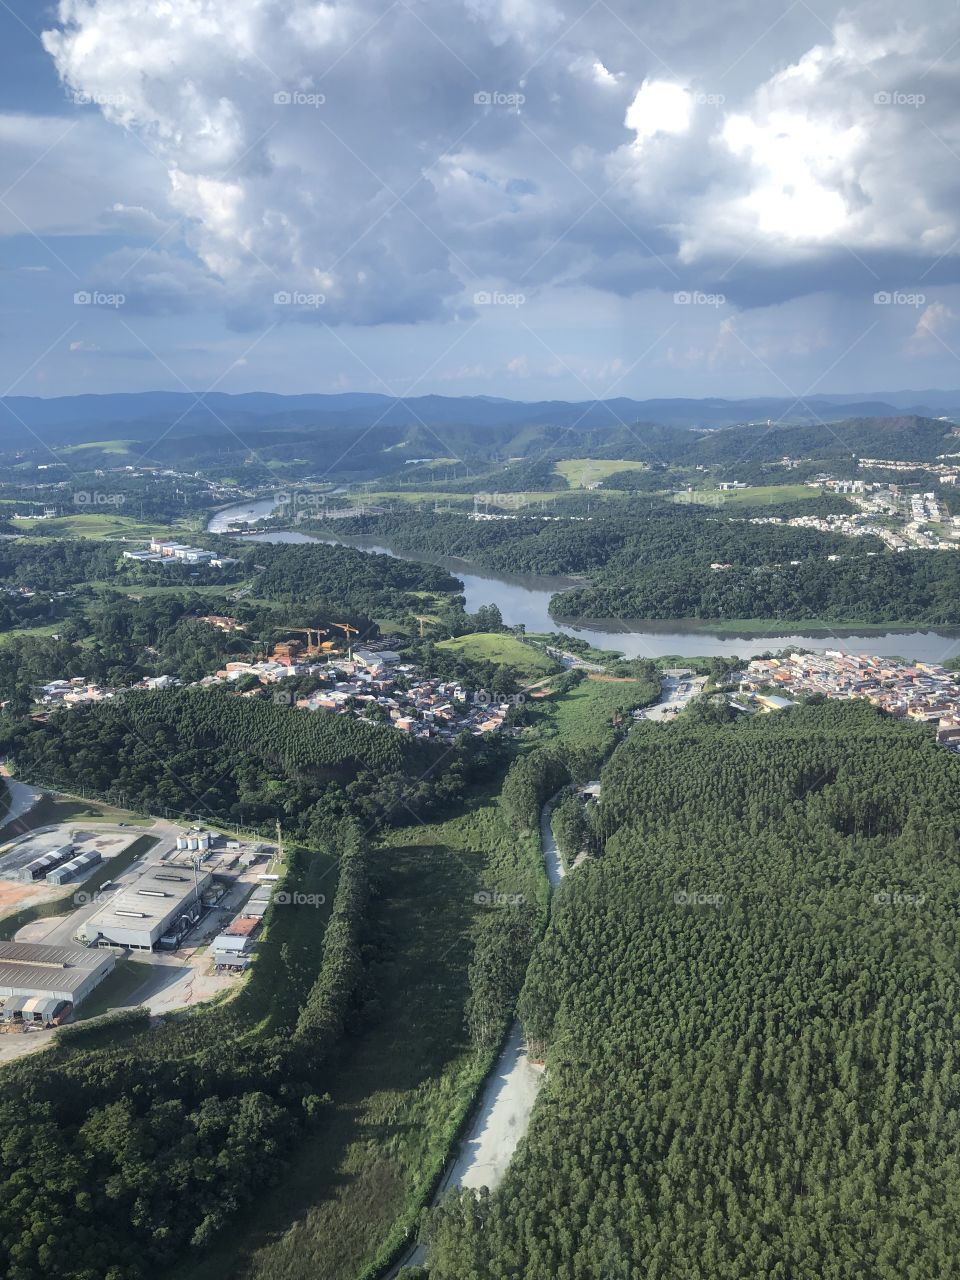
[210,498,960,661]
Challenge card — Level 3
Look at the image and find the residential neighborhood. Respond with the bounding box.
[738,650,960,746]
[37,644,513,739]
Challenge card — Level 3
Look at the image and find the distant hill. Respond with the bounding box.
[2,388,958,447]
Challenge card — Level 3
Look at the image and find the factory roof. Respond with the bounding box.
[0,941,103,970]
[82,864,211,940]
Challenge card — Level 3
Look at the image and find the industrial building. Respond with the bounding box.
[211,932,254,971]
[80,863,214,950]
[212,904,263,971]
[0,995,72,1026]
[240,881,273,920]
[46,849,101,885]
[17,844,74,882]
[0,942,114,1011]
[175,829,212,853]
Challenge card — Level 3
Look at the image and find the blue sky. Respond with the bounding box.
[2,0,960,402]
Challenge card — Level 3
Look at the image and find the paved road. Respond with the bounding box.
[638,674,707,721]
[0,775,43,838]
[386,678,700,1274]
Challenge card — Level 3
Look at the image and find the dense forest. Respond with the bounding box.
[0,687,470,837]
[426,702,960,1279]
[321,502,860,577]
[557,545,960,624]
[0,535,459,615]
[322,500,960,624]
[232,539,460,612]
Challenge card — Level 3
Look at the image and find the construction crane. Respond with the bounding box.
[270,626,338,658]
[413,614,434,639]
[332,621,359,659]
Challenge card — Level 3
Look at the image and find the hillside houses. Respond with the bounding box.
[37,648,510,741]
[739,651,960,744]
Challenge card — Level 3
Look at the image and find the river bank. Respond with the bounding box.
[210,499,960,661]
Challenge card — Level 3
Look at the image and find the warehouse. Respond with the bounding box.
[0,996,71,1026]
[0,941,114,1008]
[80,864,213,950]
[17,844,74,882]
[211,932,254,971]
[46,849,101,885]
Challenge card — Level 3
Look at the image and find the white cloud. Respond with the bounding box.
[908,302,955,355]
[30,0,960,331]
[625,81,692,144]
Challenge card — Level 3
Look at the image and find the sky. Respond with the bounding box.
[1,0,960,402]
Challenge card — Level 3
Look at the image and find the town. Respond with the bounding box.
[737,650,960,747]
[39,624,515,739]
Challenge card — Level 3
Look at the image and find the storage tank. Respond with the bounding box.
[176,836,189,851]
[187,836,199,851]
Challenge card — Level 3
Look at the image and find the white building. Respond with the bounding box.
[80,864,213,950]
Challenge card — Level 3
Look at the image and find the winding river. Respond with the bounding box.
[209,499,960,661]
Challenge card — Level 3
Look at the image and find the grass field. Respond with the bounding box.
[554,458,649,488]
[11,513,180,540]
[536,671,660,754]
[73,958,154,1020]
[60,440,136,456]
[0,623,64,646]
[438,631,558,678]
[674,483,823,508]
[361,489,566,509]
[176,781,543,1280]
[669,616,938,636]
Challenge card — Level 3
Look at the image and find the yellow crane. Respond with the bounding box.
[413,614,434,639]
[332,621,360,659]
[270,626,338,657]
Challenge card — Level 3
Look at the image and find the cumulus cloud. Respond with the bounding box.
[35,0,960,331]
[908,301,956,355]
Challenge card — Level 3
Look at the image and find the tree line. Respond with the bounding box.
[427,702,960,1279]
